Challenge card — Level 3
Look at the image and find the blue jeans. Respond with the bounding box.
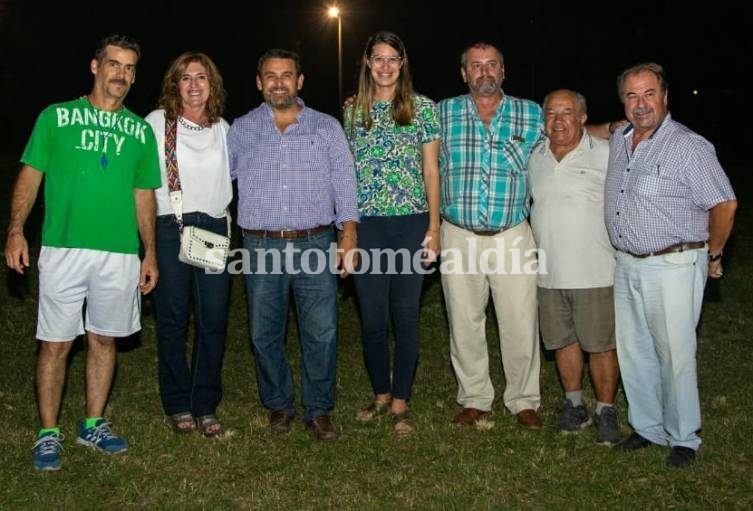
[242,229,337,423]
[614,248,707,450]
[153,213,230,417]
[352,214,428,401]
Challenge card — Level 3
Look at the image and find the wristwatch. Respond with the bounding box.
[708,251,723,263]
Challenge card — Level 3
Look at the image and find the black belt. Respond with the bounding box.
[446,220,506,236]
[243,225,331,240]
[626,241,706,258]
[471,229,502,236]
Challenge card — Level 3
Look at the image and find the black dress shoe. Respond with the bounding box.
[615,432,652,451]
[666,446,696,468]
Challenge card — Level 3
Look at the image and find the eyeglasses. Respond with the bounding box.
[369,55,402,66]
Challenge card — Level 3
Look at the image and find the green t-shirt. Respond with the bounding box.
[21,97,161,254]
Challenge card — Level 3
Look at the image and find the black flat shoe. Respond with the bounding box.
[615,432,652,451]
[666,446,696,468]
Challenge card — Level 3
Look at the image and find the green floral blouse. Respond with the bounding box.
[344,94,440,217]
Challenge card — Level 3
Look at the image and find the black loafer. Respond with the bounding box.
[666,446,696,468]
[615,432,652,451]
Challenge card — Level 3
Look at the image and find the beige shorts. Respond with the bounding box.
[538,286,615,353]
[37,247,141,341]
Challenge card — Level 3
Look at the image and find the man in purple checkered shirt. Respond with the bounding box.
[605,62,737,468]
[227,49,359,442]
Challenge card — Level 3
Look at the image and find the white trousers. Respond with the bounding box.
[440,221,541,414]
[614,248,707,450]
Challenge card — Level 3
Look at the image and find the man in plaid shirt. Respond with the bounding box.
[439,42,545,430]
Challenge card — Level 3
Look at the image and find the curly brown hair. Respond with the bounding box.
[158,52,226,124]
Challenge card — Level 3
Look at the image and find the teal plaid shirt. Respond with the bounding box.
[439,93,544,231]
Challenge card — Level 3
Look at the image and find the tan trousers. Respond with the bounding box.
[440,220,541,414]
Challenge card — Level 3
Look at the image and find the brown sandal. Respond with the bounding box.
[355,399,391,422]
[392,411,414,438]
[169,412,197,434]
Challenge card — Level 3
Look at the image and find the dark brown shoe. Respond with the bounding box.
[452,407,492,426]
[305,415,338,442]
[516,409,542,430]
[269,410,295,434]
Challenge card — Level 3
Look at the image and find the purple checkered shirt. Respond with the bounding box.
[228,99,358,230]
[605,113,735,254]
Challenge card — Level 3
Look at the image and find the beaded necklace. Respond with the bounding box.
[178,116,208,131]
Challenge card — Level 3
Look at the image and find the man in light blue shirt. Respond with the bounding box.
[228,49,358,441]
[605,62,736,468]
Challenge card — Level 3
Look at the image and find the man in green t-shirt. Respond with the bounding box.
[3,34,161,471]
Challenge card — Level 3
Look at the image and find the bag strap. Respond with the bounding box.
[164,117,182,192]
[164,115,231,238]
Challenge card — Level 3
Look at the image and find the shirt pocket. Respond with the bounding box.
[284,134,328,171]
[633,172,688,199]
[494,137,530,175]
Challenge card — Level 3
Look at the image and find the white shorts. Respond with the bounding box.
[37,247,142,341]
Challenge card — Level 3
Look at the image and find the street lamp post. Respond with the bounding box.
[328,6,343,110]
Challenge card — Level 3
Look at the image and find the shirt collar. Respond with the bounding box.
[261,97,307,119]
[466,90,506,114]
[622,111,672,139]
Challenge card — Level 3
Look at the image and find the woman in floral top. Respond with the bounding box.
[343,31,440,437]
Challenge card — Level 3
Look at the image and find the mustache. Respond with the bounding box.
[633,107,652,115]
[109,79,128,86]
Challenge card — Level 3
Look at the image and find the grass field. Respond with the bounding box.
[0,155,751,510]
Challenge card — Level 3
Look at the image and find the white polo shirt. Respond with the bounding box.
[528,131,615,289]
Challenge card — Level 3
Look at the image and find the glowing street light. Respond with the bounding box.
[327,5,343,110]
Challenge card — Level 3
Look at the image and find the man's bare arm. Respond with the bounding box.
[134,188,158,293]
[4,165,43,274]
[707,199,737,279]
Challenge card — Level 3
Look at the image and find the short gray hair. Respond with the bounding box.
[542,89,588,115]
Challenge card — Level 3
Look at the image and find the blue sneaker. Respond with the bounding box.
[33,432,64,471]
[76,419,128,453]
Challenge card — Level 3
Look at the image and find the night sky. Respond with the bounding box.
[0,0,748,164]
